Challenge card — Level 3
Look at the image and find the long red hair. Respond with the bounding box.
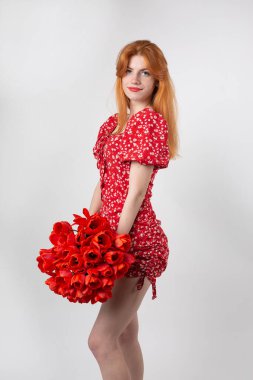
[114,40,180,160]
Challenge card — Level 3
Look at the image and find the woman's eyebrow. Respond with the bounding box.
[127,66,149,70]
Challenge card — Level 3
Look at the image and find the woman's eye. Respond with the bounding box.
[125,69,150,76]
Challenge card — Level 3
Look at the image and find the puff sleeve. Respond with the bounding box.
[119,113,170,169]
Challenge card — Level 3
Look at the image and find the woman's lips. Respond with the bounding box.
[127,87,142,92]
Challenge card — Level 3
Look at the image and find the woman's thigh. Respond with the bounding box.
[89,276,151,341]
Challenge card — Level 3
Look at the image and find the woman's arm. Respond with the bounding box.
[89,179,102,215]
[116,162,154,234]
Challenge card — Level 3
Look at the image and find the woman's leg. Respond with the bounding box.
[118,312,144,380]
[88,276,151,380]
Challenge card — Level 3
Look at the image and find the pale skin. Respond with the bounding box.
[88,54,158,380]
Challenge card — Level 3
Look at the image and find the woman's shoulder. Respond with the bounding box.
[143,107,168,126]
[131,108,168,135]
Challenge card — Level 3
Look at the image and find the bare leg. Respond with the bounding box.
[118,313,144,380]
[88,276,151,380]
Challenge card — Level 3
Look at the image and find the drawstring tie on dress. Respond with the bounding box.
[136,274,157,300]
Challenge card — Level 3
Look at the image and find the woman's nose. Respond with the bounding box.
[131,72,140,83]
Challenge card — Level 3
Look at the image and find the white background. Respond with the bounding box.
[0,1,252,379]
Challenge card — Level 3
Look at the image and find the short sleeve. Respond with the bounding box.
[119,113,170,169]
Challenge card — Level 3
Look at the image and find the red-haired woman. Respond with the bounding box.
[88,40,179,380]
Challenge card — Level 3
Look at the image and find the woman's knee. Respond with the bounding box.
[88,331,117,359]
[88,329,105,354]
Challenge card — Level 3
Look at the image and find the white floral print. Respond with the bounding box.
[92,107,170,300]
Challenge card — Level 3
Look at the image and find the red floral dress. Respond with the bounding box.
[92,106,170,300]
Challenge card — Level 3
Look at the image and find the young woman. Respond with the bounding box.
[88,40,179,380]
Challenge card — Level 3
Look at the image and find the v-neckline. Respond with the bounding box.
[109,106,153,136]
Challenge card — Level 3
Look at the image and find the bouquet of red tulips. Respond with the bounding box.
[36,208,135,304]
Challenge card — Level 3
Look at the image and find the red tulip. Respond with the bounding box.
[82,246,102,265]
[96,263,114,277]
[113,262,130,278]
[71,273,86,288]
[92,230,115,251]
[37,248,57,275]
[49,221,75,246]
[68,253,84,271]
[104,250,124,265]
[114,234,132,251]
[85,274,102,289]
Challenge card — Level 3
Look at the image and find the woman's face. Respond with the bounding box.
[122,55,157,106]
